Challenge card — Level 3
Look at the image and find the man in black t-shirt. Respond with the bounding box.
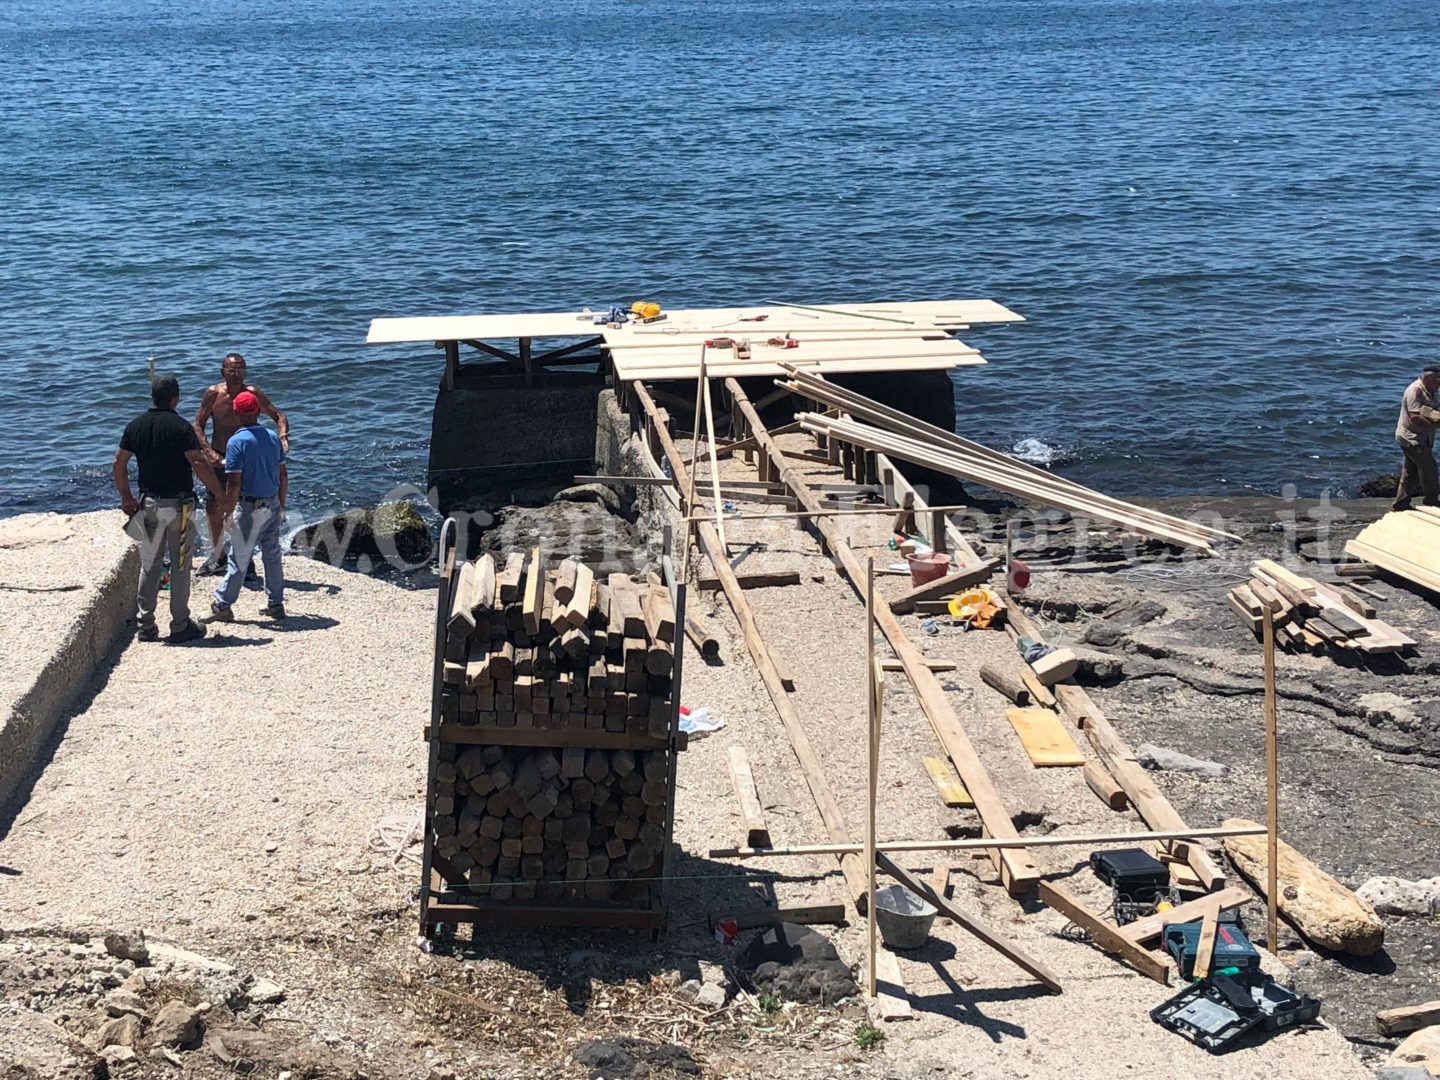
[114,374,225,643]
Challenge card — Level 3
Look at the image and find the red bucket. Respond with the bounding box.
[906,552,951,587]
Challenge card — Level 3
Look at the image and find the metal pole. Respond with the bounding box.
[1263,603,1280,955]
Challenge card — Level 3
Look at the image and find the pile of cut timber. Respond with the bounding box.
[440,552,676,736]
[1345,509,1440,594]
[430,743,671,902]
[780,366,1236,553]
[430,549,679,907]
[1227,559,1415,655]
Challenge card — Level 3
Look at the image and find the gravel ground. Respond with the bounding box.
[0,479,1406,1078]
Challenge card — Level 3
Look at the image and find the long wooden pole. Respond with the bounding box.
[701,370,728,555]
[865,555,878,999]
[725,379,1039,894]
[709,824,1268,859]
[682,347,707,566]
[681,502,972,524]
[1263,603,1280,955]
[630,381,869,908]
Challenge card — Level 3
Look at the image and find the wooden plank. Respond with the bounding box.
[708,904,846,931]
[1005,707,1086,767]
[1192,906,1219,980]
[698,570,801,591]
[521,546,543,635]
[683,613,719,658]
[728,381,1039,894]
[881,659,957,673]
[873,948,914,1021]
[1083,761,1128,810]
[727,747,771,848]
[1377,1001,1440,1037]
[564,562,595,628]
[447,560,478,635]
[1019,668,1057,709]
[1118,887,1253,946]
[1253,558,1319,599]
[1037,881,1170,984]
[878,853,1062,993]
[922,756,973,807]
[887,560,999,614]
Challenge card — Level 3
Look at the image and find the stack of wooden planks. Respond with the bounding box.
[1345,509,1440,594]
[1227,559,1416,655]
[779,366,1237,553]
[440,550,676,737]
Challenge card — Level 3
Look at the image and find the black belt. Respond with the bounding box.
[141,492,196,503]
[241,495,278,507]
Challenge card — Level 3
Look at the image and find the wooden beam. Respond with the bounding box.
[1377,1001,1440,1037]
[630,381,869,909]
[878,853,1062,993]
[887,560,999,614]
[881,658,957,673]
[979,664,1029,706]
[683,613,719,658]
[1083,761,1129,811]
[1037,882,1169,984]
[521,546,543,636]
[1193,906,1219,980]
[682,502,972,524]
[1118,887,1254,946]
[872,947,913,1021]
[708,904,846,930]
[697,570,801,591]
[727,747,771,848]
[710,825,1266,859]
[727,379,1040,896]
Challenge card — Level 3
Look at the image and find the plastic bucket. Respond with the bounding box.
[874,885,938,950]
[906,552,951,587]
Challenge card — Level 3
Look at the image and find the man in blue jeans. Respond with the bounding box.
[203,390,288,622]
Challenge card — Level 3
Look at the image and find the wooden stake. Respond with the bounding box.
[865,555,879,1000]
[1193,906,1219,981]
[1263,602,1280,956]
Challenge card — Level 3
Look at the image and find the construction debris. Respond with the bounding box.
[1226,560,1416,655]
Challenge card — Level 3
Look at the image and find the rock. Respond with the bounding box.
[1359,474,1400,498]
[94,1013,143,1049]
[0,1009,102,1079]
[564,949,608,979]
[1389,1026,1440,1074]
[1136,743,1230,778]
[208,1027,353,1075]
[1224,818,1385,955]
[571,1037,698,1079]
[739,923,859,1005]
[103,930,150,965]
[151,1000,205,1049]
[674,978,702,1003]
[1375,1067,1435,1080]
[554,483,622,515]
[696,983,728,1009]
[246,977,287,1005]
[1357,876,1440,917]
[145,941,236,974]
[0,515,74,549]
[290,501,433,566]
[104,988,149,1018]
[427,1069,458,1080]
[100,1045,138,1067]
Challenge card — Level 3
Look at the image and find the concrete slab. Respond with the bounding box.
[0,511,137,811]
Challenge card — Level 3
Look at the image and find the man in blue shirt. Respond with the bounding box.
[203,391,288,622]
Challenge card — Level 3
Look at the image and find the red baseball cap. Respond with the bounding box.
[233,391,260,415]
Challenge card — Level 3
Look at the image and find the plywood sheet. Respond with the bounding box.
[1005,707,1086,767]
[619,355,984,381]
[922,756,974,807]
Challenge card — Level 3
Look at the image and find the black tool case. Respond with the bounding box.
[1151,971,1321,1053]
[1090,848,1170,896]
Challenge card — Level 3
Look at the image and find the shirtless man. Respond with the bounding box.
[194,352,290,573]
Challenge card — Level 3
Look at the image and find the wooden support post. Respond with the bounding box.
[1263,604,1280,956]
[1193,906,1219,981]
[1037,882,1169,984]
[631,381,870,908]
[727,380,1039,895]
[443,340,459,391]
[865,556,879,1000]
[519,336,533,387]
[930,509,946,556]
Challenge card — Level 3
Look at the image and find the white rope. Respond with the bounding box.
[368,808,425,873]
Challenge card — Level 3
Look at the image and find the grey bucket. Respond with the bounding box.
[873,885,937,950]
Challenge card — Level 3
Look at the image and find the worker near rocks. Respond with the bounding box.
[193,352,289,575]
[203,391,289,623]
[1393,363,1440,512]
[113,374,226,644]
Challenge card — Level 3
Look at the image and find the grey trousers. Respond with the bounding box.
[136,496,197,635]
[1396,439,1439,509]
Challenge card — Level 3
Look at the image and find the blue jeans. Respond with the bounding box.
[214,496,284,610]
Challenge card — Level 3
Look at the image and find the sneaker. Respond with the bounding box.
[200,603,234,624]
[168,620,207,644]
[197,555,225,577]
[259,604,286,620]
[137,624,160,642]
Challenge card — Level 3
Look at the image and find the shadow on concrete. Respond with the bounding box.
[907,938,1042,1040]
[264,615,340,633]
[185,634,275,649]
[0,631,128,839]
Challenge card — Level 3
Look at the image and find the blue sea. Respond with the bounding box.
[2,0,1437,520]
